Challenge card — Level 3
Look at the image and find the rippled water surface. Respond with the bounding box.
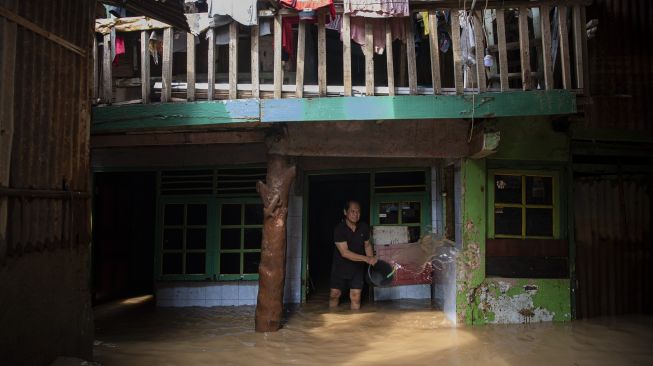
[93,295,653,365]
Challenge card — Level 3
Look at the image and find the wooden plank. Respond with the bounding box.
[365,19,374,96]
[296,20,306,98]
[518,7,532,90]
[186,33,196,101]
[428,10,441,94]
[91,90,577,130]
[260,90,577,122]
[91,130,266,147]
[473,10,487,92]
[450,10,463,94]
[572,5,587,91]
[540,5,554,89]
[483,9,498,78]
[0,5,85,56]
[161,27,173,102]
[557,6,572,89]
[317,12,327,97]
[93,36,98,101]
[385,19,395,96]
[342,14,352,96]
[0,14,16,261]
[207,28,215,100]
[405,16,417,95]
[91,99,261,132]
[140,31,151,103]
[273,14,282,99]
[102,33,112,104]
[229,22,238,100]
[532,7,543,87]
[251,25,260,98]
[496,9,509,91]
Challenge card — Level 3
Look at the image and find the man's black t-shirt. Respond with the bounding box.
[331,221,370,278]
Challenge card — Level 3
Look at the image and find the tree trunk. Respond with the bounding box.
[255,154,296,332]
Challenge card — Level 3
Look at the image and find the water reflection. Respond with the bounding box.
[94,296,653,365]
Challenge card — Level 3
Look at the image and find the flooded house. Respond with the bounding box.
[0,0,651,365]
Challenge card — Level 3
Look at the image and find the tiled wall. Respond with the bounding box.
[156,281,258,307]
[374,284,431,300]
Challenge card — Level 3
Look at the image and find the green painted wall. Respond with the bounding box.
[487,117,570,162]
[456,116,573,324]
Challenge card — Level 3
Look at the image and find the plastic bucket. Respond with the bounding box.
[366,259,396,287]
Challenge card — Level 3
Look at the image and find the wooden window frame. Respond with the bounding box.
[157,197,216,281]
[217,198,263,281]
[487,170,560,239]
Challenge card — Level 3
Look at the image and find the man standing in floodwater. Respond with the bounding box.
[329,200,378,310]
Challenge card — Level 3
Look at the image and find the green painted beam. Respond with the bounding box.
[92,99,260,132]
[261,90,576,122]
[92,90,576,132]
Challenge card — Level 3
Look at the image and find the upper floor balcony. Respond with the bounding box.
[92,1,588,132]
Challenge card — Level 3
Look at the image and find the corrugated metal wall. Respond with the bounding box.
[584,0,652,131]
[574,175,652,318]
[0,0,93,262]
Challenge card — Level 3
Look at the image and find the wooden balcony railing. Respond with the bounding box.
[93,1,589,106]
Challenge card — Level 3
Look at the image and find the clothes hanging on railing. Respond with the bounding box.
[278,1,337,64]
[342,0,409,55]
[347,17,405,55]
[344,0,409,18]
[207,0,258,26]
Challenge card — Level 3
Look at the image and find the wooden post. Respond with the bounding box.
[187,33,196,101]
[229,22,238,100]
[318,12,327,96]
[162,27,173,102]
[483,9,498,79]
[496,9,509,91]
[274,14,282,99]
[450,10,463,94]
[428,10,441,94]
[385,20,395,96]
[92,36,98,101]
[251,25,260,98]
[405,16,417,95]
[364,19,374,96]
[557,6,572,90]
[207,28,216,100]
[255,154,296,332]
[473,10,486,92]
[102,33,112,103]
[540,5,554,90]
[572,5,587,91]
[0,15,17,263]
[518,7,532,90]
[342,14,352,96]
[296,20,306,98]
[141,31,151,103]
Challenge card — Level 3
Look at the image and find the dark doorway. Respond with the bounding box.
[307,173,370,302]
[92,172,156,304]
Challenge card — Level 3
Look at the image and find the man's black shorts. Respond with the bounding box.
[330,268,365,291]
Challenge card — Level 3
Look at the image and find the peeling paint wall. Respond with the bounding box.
[473,279,571,324]
[456,159,487,324]
[456,116,573,325]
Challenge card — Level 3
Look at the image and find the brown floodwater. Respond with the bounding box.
[93,295,653,366]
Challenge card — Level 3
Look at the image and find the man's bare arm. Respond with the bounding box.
[335,242,375,264]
